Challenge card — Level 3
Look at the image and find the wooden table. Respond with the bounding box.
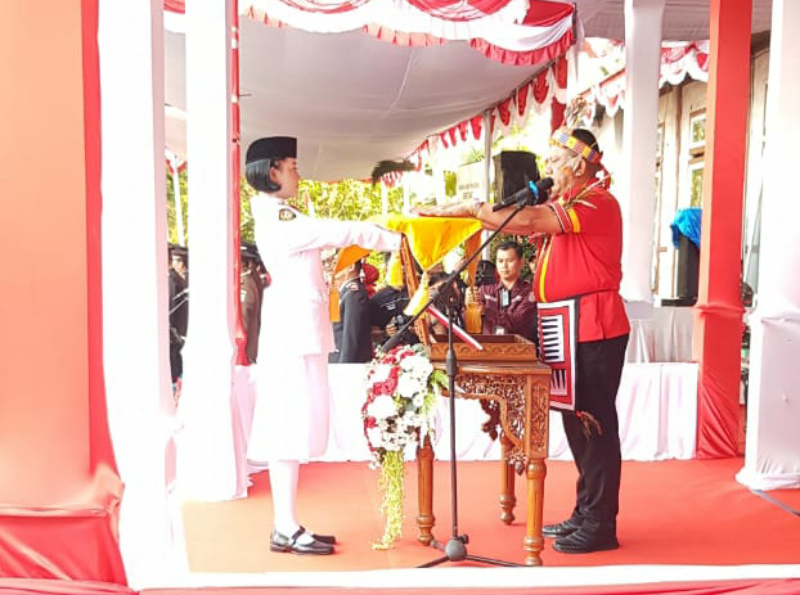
[416,339,551,566]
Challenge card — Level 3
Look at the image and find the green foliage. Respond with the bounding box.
[165,168,189,246]
[240,176,256,243]
[373,450,404,550]
[444,171,457,198]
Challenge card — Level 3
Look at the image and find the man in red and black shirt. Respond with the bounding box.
[476,240,536,338]
[419,128,629,554]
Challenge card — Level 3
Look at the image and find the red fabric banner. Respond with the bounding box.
[516,82,529,117]
[532,70,549,103]
[279,0,373,14]
[470,115,483,140]
[164,0,184,13]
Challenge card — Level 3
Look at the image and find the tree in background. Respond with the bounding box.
[166,167,189,246]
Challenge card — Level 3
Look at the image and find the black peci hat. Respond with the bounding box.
[240,242,260,260]
[246,136,297,165]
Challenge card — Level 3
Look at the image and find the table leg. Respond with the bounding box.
[416,435,435,545]
[524,457,546,566]
[499,433,516,524]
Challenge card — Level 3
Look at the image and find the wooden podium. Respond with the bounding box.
[417,334,551,566]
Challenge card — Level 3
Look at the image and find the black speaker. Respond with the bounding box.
[676,235,699,303]
[493,151,539,202]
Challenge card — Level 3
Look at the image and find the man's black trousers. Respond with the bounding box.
[561,333,629,536]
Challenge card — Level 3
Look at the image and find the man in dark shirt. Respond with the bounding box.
[477,240,536,337]
[240,243,264,364]
[368,282,419,346]
[168,245,189,383]
[330,260,372,363]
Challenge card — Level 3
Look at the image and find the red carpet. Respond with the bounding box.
[181,458,800,573]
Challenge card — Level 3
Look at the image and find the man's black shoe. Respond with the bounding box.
[552,528,619,554]
[542,518,582,539]
[299,525,336,545]
[270,528,334,555]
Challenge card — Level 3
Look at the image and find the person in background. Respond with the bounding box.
[368,281,419,347]
[168,244,189,383]
[245,136,401,556]
[361,261,380,298]
[330,260,373,363]
[472,240,536,337]
[240,242,264,364]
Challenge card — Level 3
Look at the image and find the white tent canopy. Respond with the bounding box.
[165,17,568,180]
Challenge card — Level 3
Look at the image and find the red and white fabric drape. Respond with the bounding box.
[243,0,574,66]
[400,55,567,176]
[584,41,710,118]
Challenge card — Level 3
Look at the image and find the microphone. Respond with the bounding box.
[492,177,554,212]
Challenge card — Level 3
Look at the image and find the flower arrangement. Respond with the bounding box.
[362,343,447,549]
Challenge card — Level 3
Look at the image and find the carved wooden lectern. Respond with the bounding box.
[396,237,553,566]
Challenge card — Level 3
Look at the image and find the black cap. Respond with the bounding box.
[169,244,188,258]
[240,242,260,260]
[246,136,297,165]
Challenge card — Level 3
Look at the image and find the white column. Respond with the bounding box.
[177,0,238,501]
[619,0,665,303]
[737,0,800,490]
[99,0,187,584]
[483,110,493,259]
[566,44,580,102]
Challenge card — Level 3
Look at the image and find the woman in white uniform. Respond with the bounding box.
[245,137,401,555]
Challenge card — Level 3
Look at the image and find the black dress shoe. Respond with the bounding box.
[542,518,583,539]
[299,525,336,545]
[270,528,334,555]
[552,528,619,554]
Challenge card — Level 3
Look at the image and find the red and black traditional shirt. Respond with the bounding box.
[533,186,630,342]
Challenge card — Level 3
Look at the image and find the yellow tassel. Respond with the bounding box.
[387,252,403,288]
[404,272,429,316]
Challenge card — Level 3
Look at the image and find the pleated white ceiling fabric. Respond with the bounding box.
[165,18,568,180]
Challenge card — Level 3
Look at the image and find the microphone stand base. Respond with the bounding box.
[416,536,522,568]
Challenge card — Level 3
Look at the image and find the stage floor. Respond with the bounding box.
[181,457,800,573]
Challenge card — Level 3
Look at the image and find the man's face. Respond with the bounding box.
[270,158,300,199]
[172,256,186,276]
[495,248,522,285]
[543,144,579,197]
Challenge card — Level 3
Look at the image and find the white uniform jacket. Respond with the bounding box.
[248,194,401,461]
[251,196,400,357]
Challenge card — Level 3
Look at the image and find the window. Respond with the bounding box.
[689,161,704,207]
[689,111,706,154]
[688,110,706,208]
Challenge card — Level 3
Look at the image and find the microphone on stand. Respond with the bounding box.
[492,177,554,212]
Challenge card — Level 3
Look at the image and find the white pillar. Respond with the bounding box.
[99,0,187,583]
[737,0,800,490]
[177,0,238,501]
[566,44,580,102]
[483,110,493,259]
[619,0,665,303]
